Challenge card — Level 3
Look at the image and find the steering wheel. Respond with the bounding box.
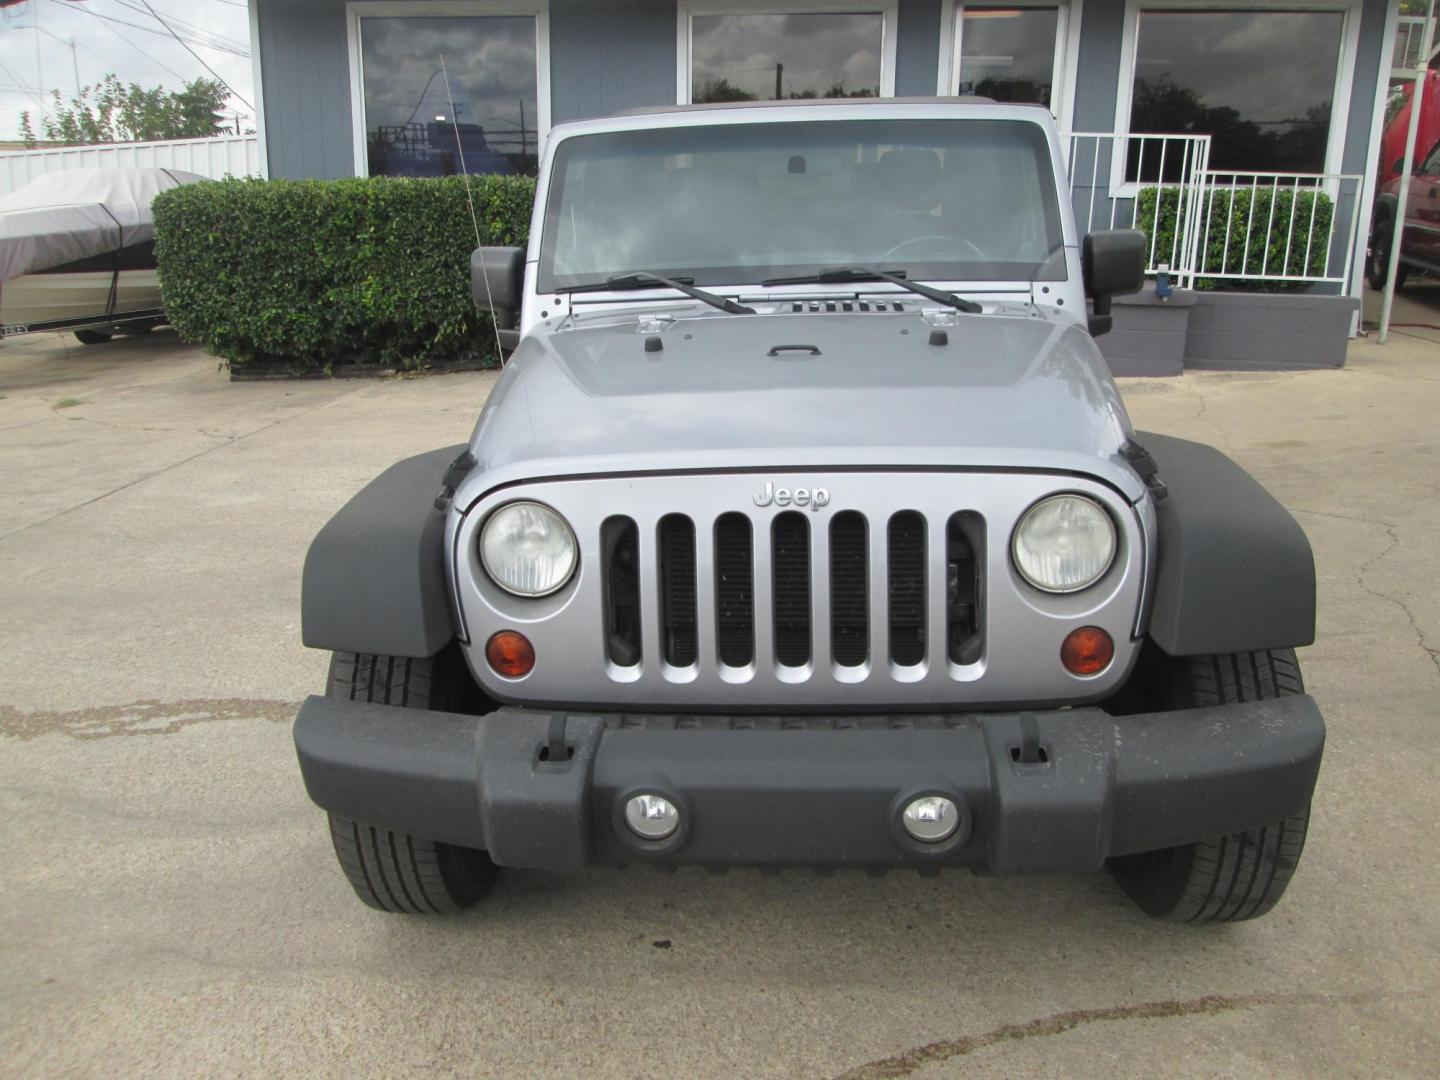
[881,235,987,261]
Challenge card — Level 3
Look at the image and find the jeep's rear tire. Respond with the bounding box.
[73,329,112,345]
[321,649,497,913]
[1109,649,1312,923]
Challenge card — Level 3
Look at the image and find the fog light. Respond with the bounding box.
[486,630,535,678]
[625,794,680,840]
[1060,626,1114,676]
[902,796,960,843]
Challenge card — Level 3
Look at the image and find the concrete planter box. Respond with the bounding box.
[1184,291,1361,370]
[1098,284,1196,377]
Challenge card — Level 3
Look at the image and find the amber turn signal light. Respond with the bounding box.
[486,630,535,678]
[1061,626,1113,676]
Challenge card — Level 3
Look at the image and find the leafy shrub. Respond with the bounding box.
[154,174,535,371]
[1136,185,1334,291]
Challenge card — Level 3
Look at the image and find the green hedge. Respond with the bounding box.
[153,174,535,371]
[1136,185,1334,291]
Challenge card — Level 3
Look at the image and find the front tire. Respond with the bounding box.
[321,649,497,914]
[1366,214,1409,291]
[327,812,497,914]
[1109,649,1312,923]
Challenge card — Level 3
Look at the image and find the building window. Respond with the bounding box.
[348,2,549,178]
[678,2,898,104]
[958,7,1059,106]
[1122,6,1348,175]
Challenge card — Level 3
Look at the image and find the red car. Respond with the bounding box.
[1368,70,1440,288]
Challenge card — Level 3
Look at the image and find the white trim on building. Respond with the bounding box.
[935,0,1083,134]
[1108,0,1364,198]
[344,0,552,179]
[247,0,269,177]
[1348,0,1402,319]
[674,0,900,105]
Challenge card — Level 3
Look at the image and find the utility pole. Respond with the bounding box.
[775,63,783,101]
[518,97,527,166]
[70,38,80,98]
[34,3,46,130]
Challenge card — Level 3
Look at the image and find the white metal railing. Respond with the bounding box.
[0,134,264,196]
[1394,11,1439,75]
[1191,171,1364,287]
[1063,131,1362,292]
[1064,132,1212,288]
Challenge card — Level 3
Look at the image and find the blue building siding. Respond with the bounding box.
[549,0,674,123]
[257,0,1391,225]
[894,0,941,97]
[257,0,354,179]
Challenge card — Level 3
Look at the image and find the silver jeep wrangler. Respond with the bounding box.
[295,100,1323,922]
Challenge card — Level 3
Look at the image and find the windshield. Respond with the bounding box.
[537,118,1066,293]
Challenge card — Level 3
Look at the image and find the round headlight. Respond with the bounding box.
[480,501,577,597]
[1011,494,1116,593]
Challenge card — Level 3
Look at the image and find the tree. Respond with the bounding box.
[19,75,230,147]
[693,77,757,104]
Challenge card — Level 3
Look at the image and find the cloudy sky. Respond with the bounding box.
[0,0,253,141]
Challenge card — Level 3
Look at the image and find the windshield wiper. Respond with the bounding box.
[557,272,755,315]
[760,267,982,314]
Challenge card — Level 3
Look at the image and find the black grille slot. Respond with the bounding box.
[830,511,868,666]
[947,512,985,665]
[715,513,754,667]
[772,512,812,666]
[888,511,926,666]
[658,515,697,667]
[601,516,641,666]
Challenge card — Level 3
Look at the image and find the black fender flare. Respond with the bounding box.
[1139,432,1316,657]
[301,445,468,659]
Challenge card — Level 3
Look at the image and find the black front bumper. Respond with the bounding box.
[293,696,1324,872]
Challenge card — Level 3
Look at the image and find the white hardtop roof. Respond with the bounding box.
[546,98,1058,142]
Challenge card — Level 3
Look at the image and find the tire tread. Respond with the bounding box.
[1111,647,1311,923]
[320,650,496,914]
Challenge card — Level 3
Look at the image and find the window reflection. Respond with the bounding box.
[360,16,539,177]
[1128,9,1344,174]
[690,13,884,102]
[958,7,1059,108]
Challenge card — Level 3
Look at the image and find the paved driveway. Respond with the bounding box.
[2,328,1437,1077]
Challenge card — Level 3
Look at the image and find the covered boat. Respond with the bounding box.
[0,166,205,343]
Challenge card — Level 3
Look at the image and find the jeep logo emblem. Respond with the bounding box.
[753,481,830,511]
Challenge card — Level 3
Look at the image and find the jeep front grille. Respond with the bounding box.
[453,471,1147,709]
[603,507,978,674]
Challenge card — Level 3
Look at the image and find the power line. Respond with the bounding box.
[109,0,251,53]
[137,0,252,108]
[46,0,250,58]
[0,56,44,109]
[53,0,204,82]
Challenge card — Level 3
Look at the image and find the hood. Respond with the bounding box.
[460,307,1142,505]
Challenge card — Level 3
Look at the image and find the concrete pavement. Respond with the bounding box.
[1,323,1437,1077]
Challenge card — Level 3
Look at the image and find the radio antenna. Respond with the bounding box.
[440,55,507,368]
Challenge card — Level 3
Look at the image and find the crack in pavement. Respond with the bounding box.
[1292,508,1440,681]
[831,988,1415,1079]
[0,387,370,544]
[0,698,298,741]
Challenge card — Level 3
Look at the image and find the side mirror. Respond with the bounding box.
[471,246,524,337]
[1082,229,1146,337]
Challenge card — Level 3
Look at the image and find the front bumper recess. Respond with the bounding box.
[294,696,1324,872]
